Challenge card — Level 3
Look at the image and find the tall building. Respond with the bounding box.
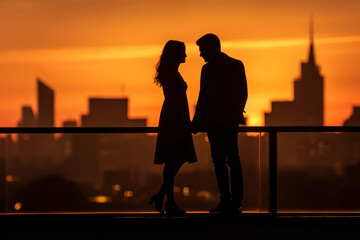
[265,19,324,126]
[37,79,54,127]
[13,79,57,181]
[18,106,36,127]
[81,98,146,127]
[64,97,148,189]
[17,106,37,165]
[343,106,360,126]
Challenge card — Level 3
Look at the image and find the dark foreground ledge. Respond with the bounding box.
[2,212,360,239]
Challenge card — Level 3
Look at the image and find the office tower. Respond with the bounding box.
[343,106,360,126]
[81,98,146,127]
[265,19,324,126]
[37,79,54,127]
[18,106,36,127]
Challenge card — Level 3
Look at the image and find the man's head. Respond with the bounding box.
[196,33,221,62]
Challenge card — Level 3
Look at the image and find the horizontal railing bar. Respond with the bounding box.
[239,126,360,133]
[0,127,158,134]
[0,126,360,134]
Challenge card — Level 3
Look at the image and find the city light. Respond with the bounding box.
[112,184,121,191]
[6,175,13,182]
[89,196,111,203]
[183,187,190,196]
[14,202,22,211]
[196,190,212,200]
[124,191,134,198]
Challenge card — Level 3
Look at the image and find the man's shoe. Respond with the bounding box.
[165,201,186,216]
[228,205,243,215]
[209,202,230,213]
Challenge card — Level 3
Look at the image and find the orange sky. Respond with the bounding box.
[1,0,360,127]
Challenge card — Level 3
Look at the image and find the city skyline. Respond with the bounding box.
[9,31,359,128]
[2,40,359,213]
[1,3,360,238]
[1,1,360,127]
[3,75,359,213]
[265,18,325,126]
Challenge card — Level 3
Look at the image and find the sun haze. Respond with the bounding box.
[1,0,360,127]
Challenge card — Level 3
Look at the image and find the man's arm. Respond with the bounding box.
[232,60,248,125]
[192,65,207,133]
[239,61,248,113]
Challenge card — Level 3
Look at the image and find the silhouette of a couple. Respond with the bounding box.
[149,34,248,216]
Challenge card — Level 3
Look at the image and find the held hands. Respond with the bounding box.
[189,121,200,134]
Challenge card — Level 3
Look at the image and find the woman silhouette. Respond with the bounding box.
[149,40,197,216]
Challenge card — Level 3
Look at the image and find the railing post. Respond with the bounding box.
[269,131,277,216]
[0,138,5,213]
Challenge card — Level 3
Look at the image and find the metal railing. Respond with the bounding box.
[1,126,360,215]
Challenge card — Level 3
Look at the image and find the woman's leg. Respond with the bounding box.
[163,160,183,203]
[156,182,166,200]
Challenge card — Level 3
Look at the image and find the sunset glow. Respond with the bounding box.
[2,35,360,63]
[1,0,360,127]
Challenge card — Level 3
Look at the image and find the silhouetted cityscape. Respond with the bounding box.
[0,24,359,213]
[265,21,324,126]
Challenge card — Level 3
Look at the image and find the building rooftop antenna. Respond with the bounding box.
[308,14,316,64]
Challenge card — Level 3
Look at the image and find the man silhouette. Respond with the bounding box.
[192,33,248,213]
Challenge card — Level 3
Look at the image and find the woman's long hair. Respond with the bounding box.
[154,40,185,86]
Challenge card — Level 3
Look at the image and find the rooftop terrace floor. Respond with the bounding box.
[2,212,360,239]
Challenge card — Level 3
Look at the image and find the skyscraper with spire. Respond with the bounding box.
[265,18,324,126]
[16,78,56,176]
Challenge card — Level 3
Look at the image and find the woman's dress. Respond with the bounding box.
[154,72,197,164]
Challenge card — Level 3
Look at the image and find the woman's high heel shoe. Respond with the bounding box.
[165,201,186,216]
[149,194,164,214]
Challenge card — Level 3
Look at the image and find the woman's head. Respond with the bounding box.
[154,40,186,86]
